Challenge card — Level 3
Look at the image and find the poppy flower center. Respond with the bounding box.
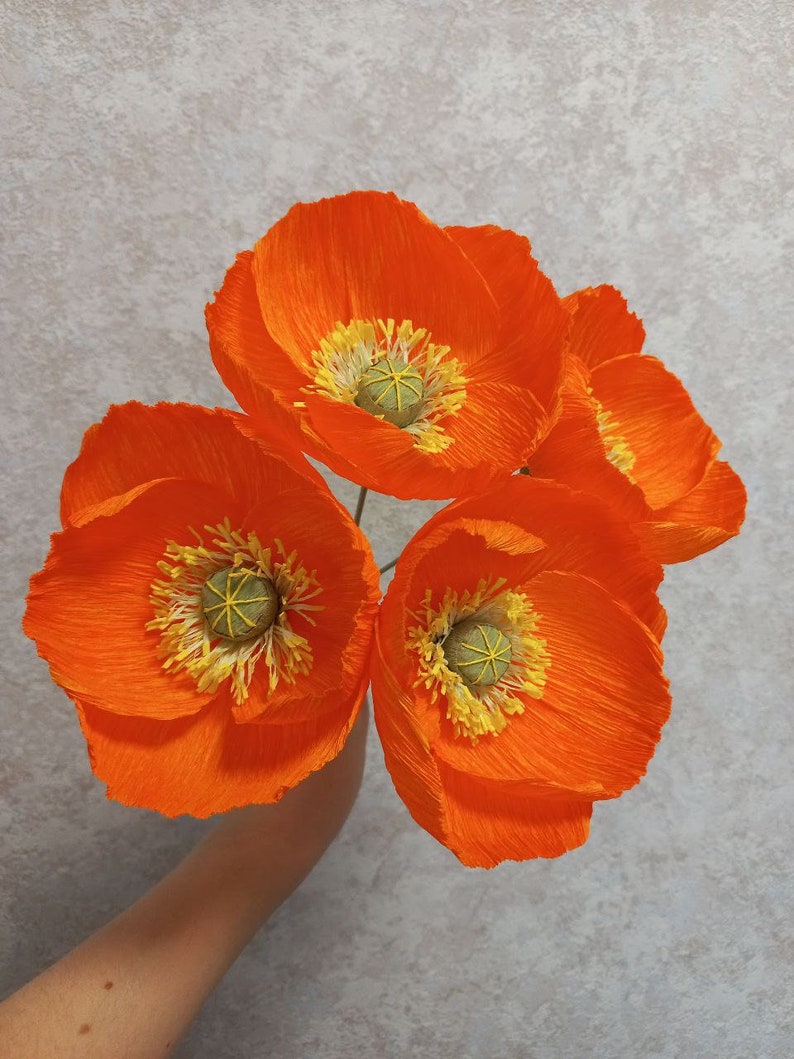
[148,520,323,704]
[354,357,426,428]
[407,578,550,742]
[201,566,279,642]
[442,620,512,686]
[307,318,467,454]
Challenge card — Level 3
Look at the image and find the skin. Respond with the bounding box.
[0,703,369,1058]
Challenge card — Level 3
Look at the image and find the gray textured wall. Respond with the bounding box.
[1,2,791,1057]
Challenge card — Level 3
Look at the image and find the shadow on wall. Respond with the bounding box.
[1,800,206,997]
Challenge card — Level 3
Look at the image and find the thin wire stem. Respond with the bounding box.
[353,486,368,526]
[379,556,399,575]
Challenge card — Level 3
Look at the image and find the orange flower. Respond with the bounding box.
[529,285,747,563]
[371,476,671,868]
[23,402,380,817]
[206,191,569,501]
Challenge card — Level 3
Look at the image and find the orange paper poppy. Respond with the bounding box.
[23,402,381,817]
[371,476,671,868]
[206,190,570,501]
[529,285,747,563]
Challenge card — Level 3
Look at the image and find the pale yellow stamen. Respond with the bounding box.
[305,318,467,454]
[589,387,637,479]
[407,578,551,743]
[147,519,323,705]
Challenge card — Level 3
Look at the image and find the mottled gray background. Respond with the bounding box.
[1,1,791,1057]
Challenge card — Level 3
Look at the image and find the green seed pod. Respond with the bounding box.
[354,357,425,428]
[442,619,512,687]
[201,566,279,642]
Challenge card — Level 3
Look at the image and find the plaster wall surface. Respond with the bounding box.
[1,2,791,1057]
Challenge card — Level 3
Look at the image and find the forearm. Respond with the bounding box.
[0,705,368,1058]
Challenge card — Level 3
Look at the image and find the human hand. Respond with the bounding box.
[206,696,371,921]
[0,699,370,1059]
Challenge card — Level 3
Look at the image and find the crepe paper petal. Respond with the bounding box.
[528,358,653,524]
[61,401,326,528]
[372,657,593,868]
[206,191,570,500]
[434,764,594,868]
[297,390,427,494]
[25,402,381,816]
[26,478,235,720]
[436,380,550,477]
[562,285,646,369]
[633,459,748,564]
[445,223,569,435]
[228,492,379,724]
[531,288,745,564]
[252,190,499,367]
[205,253,317,450]
[75,691,364,818]
[402,476,666,642]
[422,570,670,796]
[589,354,721,509]
[371,479,670,865]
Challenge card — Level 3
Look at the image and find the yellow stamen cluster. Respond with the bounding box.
[407,578,551,742]
[148,519,323,705]
[306,318,467,454]
[589,388,637,479]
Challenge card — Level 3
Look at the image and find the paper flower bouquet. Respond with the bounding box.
[24,191,746,867]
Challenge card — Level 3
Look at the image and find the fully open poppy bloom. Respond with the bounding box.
[206,190,570,501]
[528,285,747,563]
[23,402,380,817]
[371,476,671,868]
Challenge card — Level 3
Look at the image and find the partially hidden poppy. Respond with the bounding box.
[23,402,381,817]
[206,190,570,501]
[371,475,671,868]
[528,285,747,563]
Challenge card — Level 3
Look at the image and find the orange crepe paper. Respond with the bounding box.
[206,191,570,501]
[371,476,671,868]
[24,402,381,817]
[530,285,746,563]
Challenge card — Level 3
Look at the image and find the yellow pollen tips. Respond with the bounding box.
[147,519,323,705]
[596,407,636,477]
[588,387,637,479]
[201,566,279,642]
[442,620,512,686]
[354,357,426,428]
[407,578,551,743]
[307,318,467,454]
